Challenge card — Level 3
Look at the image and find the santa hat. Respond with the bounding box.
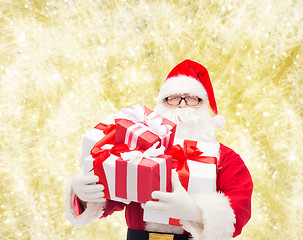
[157,59,218,115]
[157,59,225,128]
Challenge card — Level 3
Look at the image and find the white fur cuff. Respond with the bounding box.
[180,192,235,240]
[65,176,106,227]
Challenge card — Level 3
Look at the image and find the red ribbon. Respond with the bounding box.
[165,139,217,226]
[91,144,133,168]
[92,123,117,150]
[90,144,135,199]
[165,140,217,190]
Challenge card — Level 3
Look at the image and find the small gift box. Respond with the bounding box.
[143,138,219,225]
[114,104,176,150]
[83,143,172,204]
[81,144,131,204]
[81,113,116,162]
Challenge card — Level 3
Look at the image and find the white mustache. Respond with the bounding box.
[156,105,210,125]
[154,103,218,143]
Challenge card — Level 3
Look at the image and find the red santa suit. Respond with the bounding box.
[65,59,253,240]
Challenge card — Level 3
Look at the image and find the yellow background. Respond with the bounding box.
[1,0,302,239]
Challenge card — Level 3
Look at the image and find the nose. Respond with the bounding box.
[178,99,187,108]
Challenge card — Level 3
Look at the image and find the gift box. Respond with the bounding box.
[81,144,131,204]
[81,113,116,162]
[143,138,219,225]
[114,104,176,150]
[82,143,172,204]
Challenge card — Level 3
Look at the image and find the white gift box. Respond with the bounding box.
[143,138,219,225]
[80,113,130,204]
[80,113,116,162]
[81,143,131,204]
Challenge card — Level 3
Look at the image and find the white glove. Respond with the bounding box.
[145,171,203,223]
[71,168,105,203]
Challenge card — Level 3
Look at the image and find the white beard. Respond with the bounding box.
[154,103,218,143]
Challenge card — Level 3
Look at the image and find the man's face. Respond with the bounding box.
[163,93,203,109]
[154,93,218,142]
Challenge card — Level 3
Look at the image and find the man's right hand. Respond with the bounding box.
[71,168,106,203]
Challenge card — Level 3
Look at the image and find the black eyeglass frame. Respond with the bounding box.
[164,96,203,106]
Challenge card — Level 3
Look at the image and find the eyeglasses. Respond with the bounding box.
[165,95,202,106]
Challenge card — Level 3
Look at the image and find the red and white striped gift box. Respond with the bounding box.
[115,104,176,150]
[82,144,172,204]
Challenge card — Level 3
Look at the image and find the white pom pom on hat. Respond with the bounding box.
[212,115,226,129]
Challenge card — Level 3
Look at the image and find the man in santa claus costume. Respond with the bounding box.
[65,59,253,240]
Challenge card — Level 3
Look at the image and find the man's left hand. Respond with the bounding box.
[144,171,203,223]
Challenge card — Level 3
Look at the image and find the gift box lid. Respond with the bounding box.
[81,113,116,161]
[173,138,220,160]
[81,144,113,170]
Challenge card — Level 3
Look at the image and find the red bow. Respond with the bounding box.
[90,144,136,199]
[165,140,217,189]
[92,123,117,150]
[91,144,134,170]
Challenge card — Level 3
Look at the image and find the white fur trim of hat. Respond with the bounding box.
[157,75,208,104]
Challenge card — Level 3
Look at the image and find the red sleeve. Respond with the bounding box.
[73,195,126,218]
[217,144,253,238]
[73,195,84,216]
[100,200,126,219]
